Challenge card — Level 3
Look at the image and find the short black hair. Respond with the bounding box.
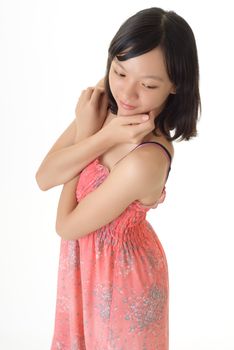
[104,7,201,142]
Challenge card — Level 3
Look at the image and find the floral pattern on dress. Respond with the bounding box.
[50,154,170,350]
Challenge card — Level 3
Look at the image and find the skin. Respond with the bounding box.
[109,46,176,119]
[99,46,175,171]
[55,47,177,239]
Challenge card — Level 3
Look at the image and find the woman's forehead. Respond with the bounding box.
[112,48,169,80]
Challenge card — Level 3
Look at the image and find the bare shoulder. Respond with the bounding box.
[148,133,175,160]
[130,143,171,179]
[111,143,171,201]
[165,139,174,159]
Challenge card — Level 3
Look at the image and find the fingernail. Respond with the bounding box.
[142,115,149,120]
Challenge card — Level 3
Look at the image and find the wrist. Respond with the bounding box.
[74,133,91,144]
[95,127,116,150]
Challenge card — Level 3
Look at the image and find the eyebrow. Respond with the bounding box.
[114,57,164,82]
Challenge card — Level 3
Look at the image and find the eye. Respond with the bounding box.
[113,69,125,77]
[142,83,158,89]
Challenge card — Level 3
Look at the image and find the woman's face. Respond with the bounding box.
[108,46,176,118]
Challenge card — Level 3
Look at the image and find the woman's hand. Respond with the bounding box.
[102,111,156,145]
[74,78,109,142]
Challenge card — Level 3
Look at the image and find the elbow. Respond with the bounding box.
[55,219,69,240]
[35,171,50,191]
[55,219,81,240]
[55,220,65,239]
[55,216,64,238]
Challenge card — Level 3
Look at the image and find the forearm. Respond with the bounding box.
[36,128,113,191]
[55,175,79,238]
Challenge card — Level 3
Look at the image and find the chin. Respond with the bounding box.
[116,106,134,116]
[117,110,136,117]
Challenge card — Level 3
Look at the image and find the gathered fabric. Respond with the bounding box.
[50,141,171,350]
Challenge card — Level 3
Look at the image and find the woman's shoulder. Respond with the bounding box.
[115,136,172,182]
[140,131,174,161]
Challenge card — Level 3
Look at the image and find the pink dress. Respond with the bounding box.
[50,141,172,350]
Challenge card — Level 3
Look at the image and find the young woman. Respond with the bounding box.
[36,7,201,350]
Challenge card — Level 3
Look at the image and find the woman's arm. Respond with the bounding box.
[55,174,80,236]
[35,127,113,191]
[35,118,76,189]
[55,146,168,240]
[35,79,109,191]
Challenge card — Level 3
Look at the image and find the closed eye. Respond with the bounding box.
[114,69,125,77]
[142,83,158,89]
[114,69,158,89]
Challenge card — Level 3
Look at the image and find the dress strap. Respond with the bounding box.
[136,141,172,163]
[135,141,172,180]
[112,141,172,182]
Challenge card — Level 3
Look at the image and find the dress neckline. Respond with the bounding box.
[94,158,160,209]
[96,141,172,174]
[95,158,111,173]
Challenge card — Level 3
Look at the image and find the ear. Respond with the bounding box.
[170,84,176,94]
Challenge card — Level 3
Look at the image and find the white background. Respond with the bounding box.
[1,0,234,349]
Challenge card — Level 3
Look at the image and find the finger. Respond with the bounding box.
[90,86,105,106]
[84,87,95,100]
[96,78,105,88]
[78,87,94,102]
[120,114,150,125]
[148,110,155,119]
[100,92,109,116]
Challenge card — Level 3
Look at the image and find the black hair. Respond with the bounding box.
[104,7,201,142]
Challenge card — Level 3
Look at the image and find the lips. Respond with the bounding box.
[119,100,136,110]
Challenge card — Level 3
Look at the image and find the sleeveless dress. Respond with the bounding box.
[50,141,172,350]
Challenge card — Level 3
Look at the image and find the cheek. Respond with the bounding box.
[109,75,122,97]
[108,74,114,92]
[141,93,158,106]
[152,90,169,103]
[142,92,168,110]
[109,71,123,96]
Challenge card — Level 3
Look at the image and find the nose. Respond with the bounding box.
[121,81,138,103]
